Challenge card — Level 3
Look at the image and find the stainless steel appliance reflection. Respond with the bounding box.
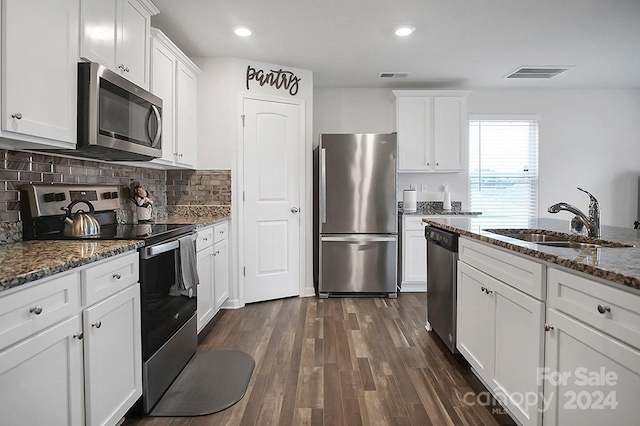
[316,133,398,297]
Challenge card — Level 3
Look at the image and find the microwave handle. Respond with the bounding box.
[148,105,162,148]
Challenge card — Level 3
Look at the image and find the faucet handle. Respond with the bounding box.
[577,187,599,209]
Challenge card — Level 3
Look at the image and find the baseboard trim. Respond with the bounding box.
[400,282,427,292]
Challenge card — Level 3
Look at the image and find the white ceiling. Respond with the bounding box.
[150,0,640,89]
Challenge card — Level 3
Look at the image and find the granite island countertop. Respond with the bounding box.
[0,208,231,294]
[423,216,640,293]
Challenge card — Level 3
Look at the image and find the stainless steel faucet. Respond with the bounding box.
[548,187,601,238]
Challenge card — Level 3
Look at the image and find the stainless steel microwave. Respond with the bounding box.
[75,62,162,161]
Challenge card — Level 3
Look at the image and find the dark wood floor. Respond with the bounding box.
[125,294,515,425]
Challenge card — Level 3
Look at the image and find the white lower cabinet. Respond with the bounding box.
[543,267,640,425]
[0,251,141,426]
[196,221,230,333]
[543,308,640,425]
[213,236,229,311]
[0,315,84,425]
[83,283,141,426]
[196,245,215,332]
[457,239,545,426]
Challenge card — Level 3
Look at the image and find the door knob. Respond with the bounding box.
[291,207,300,213]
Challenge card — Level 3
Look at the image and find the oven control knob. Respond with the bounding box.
[54,193,66,202]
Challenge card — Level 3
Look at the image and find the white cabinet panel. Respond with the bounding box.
[433,97,465,170]
[2,0,78,145]
[403,231,427,283]
[197,245,215,333]
[119,0,151,88]
[80,0,118,69]
[543,308,640,425]
[83,283,142,426]
[150,35,177,164]
[457,261,495,378]
[396,97,431,171]
[175,61,198,166]
[214,237,230,311]
[0,315,84,426]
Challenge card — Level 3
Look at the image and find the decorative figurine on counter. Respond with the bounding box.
[132,185,154,222]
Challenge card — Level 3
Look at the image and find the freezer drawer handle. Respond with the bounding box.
[322,236,396,242]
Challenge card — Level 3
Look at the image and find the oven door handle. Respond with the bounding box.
[141,240,179,259]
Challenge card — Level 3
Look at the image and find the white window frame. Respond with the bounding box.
[468,115,540,227]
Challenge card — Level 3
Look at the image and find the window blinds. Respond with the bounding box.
[469,119,539,228]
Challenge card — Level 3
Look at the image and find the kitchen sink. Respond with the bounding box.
[484,229,634,249]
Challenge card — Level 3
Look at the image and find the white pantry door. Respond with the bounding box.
[243,98,301,303]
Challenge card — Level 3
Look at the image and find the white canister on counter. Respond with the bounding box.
[403,189,417,212]
[443,185,451,210]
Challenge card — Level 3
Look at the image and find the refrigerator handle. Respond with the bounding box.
[320,148,327,223]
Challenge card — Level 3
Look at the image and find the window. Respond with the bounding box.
[469,117,539,227]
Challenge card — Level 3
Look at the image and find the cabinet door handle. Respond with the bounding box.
[426,162,430,166]
[203,237,209,242]
[30,305,43,315]
[113,273,122,280]
[11,112,22,120]
[485,288,493,294]
[436,162,439,166]
[544,324,554,332]
[480,286,486,292]
[73,331,84,340]
[597,304,611,314]
[92,321,102,329]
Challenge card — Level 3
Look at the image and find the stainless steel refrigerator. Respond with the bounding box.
[316,133,398,297]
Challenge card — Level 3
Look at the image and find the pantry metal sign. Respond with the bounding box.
[246,65,301,96]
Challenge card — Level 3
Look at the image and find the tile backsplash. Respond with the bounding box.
[166,170,231,205]
[0,148,232,238]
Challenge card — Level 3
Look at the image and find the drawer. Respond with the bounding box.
[213,221,228,243]
[0,272,80,351]
[196,226,214,252]
[459,237,545,300]
[81,251,139,306]
[404,216,429,231]
[548,267,640,350]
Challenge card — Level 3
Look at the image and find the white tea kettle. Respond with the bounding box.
[61,200,101,237]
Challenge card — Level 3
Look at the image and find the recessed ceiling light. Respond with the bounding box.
[394,26,415,37]
[233,26,253,37]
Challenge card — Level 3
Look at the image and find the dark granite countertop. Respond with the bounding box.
[398,201,481,216]
[0,208,231,294]
[0,240,144,293]
[423,217,640,292]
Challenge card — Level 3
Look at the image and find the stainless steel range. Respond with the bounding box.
[21,184,198,413]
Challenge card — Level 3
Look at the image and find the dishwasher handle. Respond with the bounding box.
[424,226,459,252]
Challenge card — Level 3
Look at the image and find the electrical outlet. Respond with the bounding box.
[421,184,428,193]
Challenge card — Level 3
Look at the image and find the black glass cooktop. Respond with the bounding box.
[27,221,196,245]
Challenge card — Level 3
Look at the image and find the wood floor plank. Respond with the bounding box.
[340,370,364,398]
[357,357,377,391]
[323,363,344,425]
[342,397,364,426]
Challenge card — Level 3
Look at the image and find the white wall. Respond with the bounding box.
[314,88,640,227]
[194,57,315,306]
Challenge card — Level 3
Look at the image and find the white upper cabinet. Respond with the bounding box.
[393,90,471,172]
[150,28,200,168]
[80,0,159,89]
[1,0,79,146]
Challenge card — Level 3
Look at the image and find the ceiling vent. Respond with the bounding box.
[380,72,410,78]
[505,67,572,79]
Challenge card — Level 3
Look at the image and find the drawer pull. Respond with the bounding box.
[597,304,611,314]
[73,331,84,340]
[92,321,102,329]
[203,237,209,242]
[544,324,554,332]
[30,305,43,315]
[113,273,122,280]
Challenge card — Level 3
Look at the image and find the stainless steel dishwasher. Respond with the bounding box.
[425,225,459,353]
